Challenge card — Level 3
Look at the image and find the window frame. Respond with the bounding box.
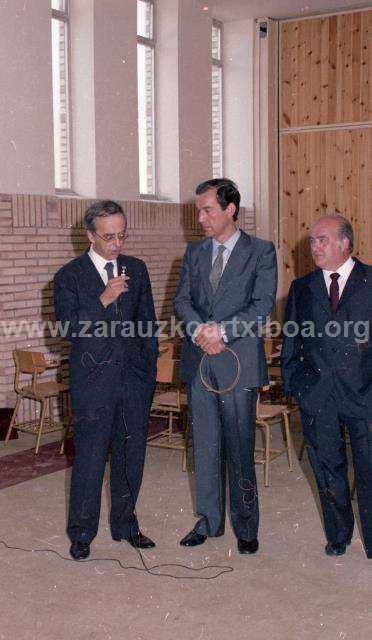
[211,19,223,179]
[51,0,73,194]
[137,0,157,198]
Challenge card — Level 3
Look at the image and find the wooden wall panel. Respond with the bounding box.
[280,128,372,295]
[281,10,372,128]
[279,9,372,311]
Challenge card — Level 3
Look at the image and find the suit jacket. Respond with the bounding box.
[281,258,372,418]
[54,252,158,417]
[174,230,278,387]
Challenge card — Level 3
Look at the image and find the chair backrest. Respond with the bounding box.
[264,337,282,359]
[156,353,179,384]
[158,338,181,360]
[13,350,47,394]
[14,350,47,374]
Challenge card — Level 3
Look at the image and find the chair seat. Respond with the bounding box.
[6,349,71,455]
[20,381,69,398]
[152,390,187,409]
[257,403,289,420]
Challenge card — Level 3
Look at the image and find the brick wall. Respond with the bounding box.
[0,194,255,408]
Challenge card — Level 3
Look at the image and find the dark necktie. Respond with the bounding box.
[104,261,115,281]
[210,245,226,293]
[329,272,340,313]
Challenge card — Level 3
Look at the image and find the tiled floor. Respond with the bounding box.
[0,422,371,640]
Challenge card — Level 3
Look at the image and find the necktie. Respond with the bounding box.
[104,261,115,281]
[209,245,226,293]
[329,272,340,313]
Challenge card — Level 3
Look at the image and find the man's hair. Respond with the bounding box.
[84,200,126,232]
[195,178,240,221]
[315,213,354,253]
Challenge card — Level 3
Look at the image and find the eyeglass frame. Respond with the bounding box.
[92,230,129,243]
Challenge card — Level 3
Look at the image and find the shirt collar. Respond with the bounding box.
[212,227,241,254]
[323,255,354,279]
[88,246,116,272]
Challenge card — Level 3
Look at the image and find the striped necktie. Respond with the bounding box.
[209,245,226,293]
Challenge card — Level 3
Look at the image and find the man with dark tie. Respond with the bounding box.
[175,178,277,554]
[54,200,158,560]
[281,214,372,559]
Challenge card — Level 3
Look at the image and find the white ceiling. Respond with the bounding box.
[199,0,371,22]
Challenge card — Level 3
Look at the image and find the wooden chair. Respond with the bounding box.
[255,387,294,486]
[5,350,70,454]
[264,337,282,364]
[147,345,190,471]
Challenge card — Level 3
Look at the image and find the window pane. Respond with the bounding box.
[137,43,155,194]
[212,24,221,61]
[51,0,66,11]
[137,0,153,39]
[212,65,223,178]
[51,18,71,189]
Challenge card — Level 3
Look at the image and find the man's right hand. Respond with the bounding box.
[100,275,129,308]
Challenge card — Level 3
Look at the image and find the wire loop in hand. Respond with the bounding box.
[199,346,241,394]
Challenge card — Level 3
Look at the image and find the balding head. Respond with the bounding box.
[310,214,354,271]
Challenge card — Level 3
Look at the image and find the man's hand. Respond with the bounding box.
[100,275,129,308]
[196,322,225,355]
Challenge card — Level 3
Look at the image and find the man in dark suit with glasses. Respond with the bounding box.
[54,200,158,560]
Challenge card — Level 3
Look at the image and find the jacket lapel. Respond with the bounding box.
[79,251,106,296]
[338,258,368,309]
[212,232,252,305]
[308,268,331,314]
[199,239,214,302]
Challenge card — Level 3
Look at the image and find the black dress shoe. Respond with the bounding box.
[70,541,90,561]
[237,538,259,555]
[325,540,351,557]
[112,531,155,549]
[180,530,207,547]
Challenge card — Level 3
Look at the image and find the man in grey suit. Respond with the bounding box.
[175,178,277,554]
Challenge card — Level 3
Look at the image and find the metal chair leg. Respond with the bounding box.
[5,396,22,445]
[35,400,47,455]
[264,423,270,487]
[283,412,294,471]
[298,438,305,461]
[351,477,356,500]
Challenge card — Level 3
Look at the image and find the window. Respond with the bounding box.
[137,0,156,196]
[51,0,71,190]
[212,21,223,178]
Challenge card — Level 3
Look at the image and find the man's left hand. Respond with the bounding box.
[196,323,225,354]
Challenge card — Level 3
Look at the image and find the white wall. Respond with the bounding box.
[223,19,255,209]
[178,0,213,202]
[70,0,96,197]
[94,0,139,200]
[0,0,54,194]
[0,0,256,207]
[156,0,180,202]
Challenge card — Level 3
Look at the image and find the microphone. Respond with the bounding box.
[116,264,127,319]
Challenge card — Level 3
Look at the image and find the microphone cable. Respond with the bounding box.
[117,404,234,580]
[0,406,233,581]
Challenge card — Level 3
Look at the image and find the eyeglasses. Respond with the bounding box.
[93,231,129,243]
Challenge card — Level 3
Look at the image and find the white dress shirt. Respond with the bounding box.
[322,256,355,297]
[88,247,118,284]
[211,227,241,272]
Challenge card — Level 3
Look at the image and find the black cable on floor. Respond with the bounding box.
[0,539,233,580]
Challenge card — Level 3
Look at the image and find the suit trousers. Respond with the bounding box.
[67,374,153,544]
[301,396,372,555]
[188,354,259,540]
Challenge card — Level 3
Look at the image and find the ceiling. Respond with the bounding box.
[198,0,371,22]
